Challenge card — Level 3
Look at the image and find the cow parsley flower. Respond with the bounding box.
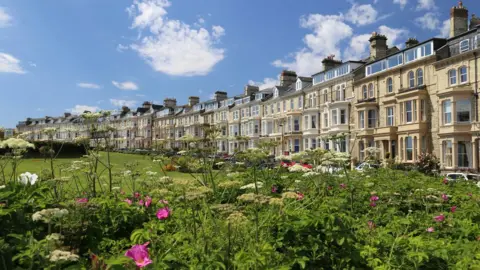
[240,182,264,190]
[32,208,69,223]
[49,250,79,262]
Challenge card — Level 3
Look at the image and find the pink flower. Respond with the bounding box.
[441,194,448,201]
[156,207,170,220]
[125,242,152,268]
[124,198,132,205]
[426,227,435,233]
[145,196,152,208]
[340,183,346,189]
[434,214,445,222]
[296,192,304,201]
[451,206,457,213]
[138,200,144,206]
[442,178,448,185]
[134,192,140,198]
[370,196,379,202]
[370,202,377,207]
[367,220,375,230]
[271,186,278,193]
[76,198,88,203]
[159,199,168,205]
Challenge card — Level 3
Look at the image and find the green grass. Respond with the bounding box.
[2,151,195,184]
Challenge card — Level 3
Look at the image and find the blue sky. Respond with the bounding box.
[0,0,477,127]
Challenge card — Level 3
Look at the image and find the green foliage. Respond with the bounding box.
[2,147,480,269]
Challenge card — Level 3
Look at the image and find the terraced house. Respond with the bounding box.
[15,2,480,172]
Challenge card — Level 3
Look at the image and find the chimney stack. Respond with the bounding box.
[470,13,480,29]
[369,32,388,60]
[279,70,297,87]
[214,91,228,101]
[405,38,419,48]
[244,85,259,96]
[188,96,200,106]
[322,55,343,71]
[64,112,71,118]
[142,101,152,109]
[163,98,177,108]
[121,106,130,113]
[450,1,468,38]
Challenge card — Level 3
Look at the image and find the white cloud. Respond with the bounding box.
[345,4,378,26]
[415,12,440,30]
[378,25,409,47]
[136,94,146,97]
[0,7,12,28]
[273,14,353,76]
[416,0,436,11]
[197,17,205,25]
[77,82,101,89]
[110,99,137,108]
[343,34,371,60]
[0,53,26,74]
[248,77,278,90]
[212,25,225,39]
[393,0,408,9]
[127,0,225,76]
[439,19,450,38]
[112,80,139,90]
[117,44,129,52]
[69,105,100,115]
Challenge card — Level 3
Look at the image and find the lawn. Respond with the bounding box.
[2,151,195,185]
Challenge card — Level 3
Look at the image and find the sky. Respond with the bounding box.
[0,0,478,128]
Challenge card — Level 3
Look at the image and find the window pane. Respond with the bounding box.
[368,110,376,128]
[443,100,452,124]
[406,101,412,122]
[359,111,364,129]
[409,72,415,88]
[406,136,413,161]
[456,99,471,122]
[460,66,468,83]
[387,78,393,93]
[449,70,457,85]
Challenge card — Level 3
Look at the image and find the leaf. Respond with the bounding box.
[337,237,345,246]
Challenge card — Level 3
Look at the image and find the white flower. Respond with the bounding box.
[288,164,311,173]
[49,250,79,262]
[146,171,157,176]
[302,171,320,177]
[0,138,35,149]
[215,162,225,166]
[123,170,132,177]
[280,175,288,180]
[294,180,302,183]
[0,185,5,189]
[476,181,480,188]
[112,186,120,190]
[18,172,38,185]
[32,208,69,223]
[235,162,245,165]
[240,182,264,190]
[275,155,292,161]
[227,172,240,178]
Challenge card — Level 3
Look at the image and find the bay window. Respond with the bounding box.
[311,115,317,129]
[368,110,376,128]
[304,116,308,130]
[443,100,452,124]
[368,83,374,98]
[359,111,365,129]
[408,71,415,88]
[405,136,413,161]
[386,107,394,126]
[332,110,338,125]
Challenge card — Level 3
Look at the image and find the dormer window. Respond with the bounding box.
[274,88,279,98]
[459,39,469,53]
[296,80,302,91]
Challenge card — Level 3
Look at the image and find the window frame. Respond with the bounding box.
[405,100,413,123]
[405,136,413,161]
[386,107,394,126]
[368,83,374,98]
[456,99,471,123]
[367,109,376,128]
[340,109,346,124]
[449,69,457,85]
[443,100,452,125]
[332,109,338,125]
[408,71,415,88]
[443,140,453,167]
[416,68,424,86]
[459,66,468,84]
[359,111,365,129]
[362,85,367,100]
[387,77,393,93]
[459,39,469,53]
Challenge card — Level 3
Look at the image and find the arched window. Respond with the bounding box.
[449,69,457,85]
[416,68,423,86]
[459,66,467,83]
[368,83,374,98]
[362,85,367,99]
[408,71,415,88]
[387,77,393,93]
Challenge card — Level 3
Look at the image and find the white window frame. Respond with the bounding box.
[332,109,338,125]
[405,100,413,123]
[456,99,471,123]
[359,111,365,129]
[443,100,452,125]
[459,66,468,84]
[460,39,469,53]
[416,68,423,86]
[368,83,374,98]
[386,107,394,126]
[408,71,415,88]
[449,69,457,85]
[387,77,393,93]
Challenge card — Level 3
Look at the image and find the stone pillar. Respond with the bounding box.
[388,140,392,158]
[473,139,479,172]
[452,141,458,169]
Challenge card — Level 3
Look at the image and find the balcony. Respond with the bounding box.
[357,128,375,137]
[397,122,428,133]
[303,128,319,136]
[439,123,472,135]
[355,98,377,108]
[374,126,398,140]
